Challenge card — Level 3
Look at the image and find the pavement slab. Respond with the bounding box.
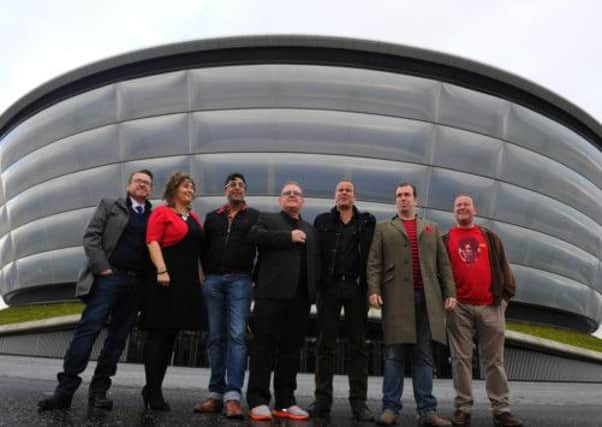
[0,355,600,426]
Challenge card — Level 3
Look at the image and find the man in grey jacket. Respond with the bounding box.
[38,169,153,411]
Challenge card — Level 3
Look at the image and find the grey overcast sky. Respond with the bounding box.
[1,0,602,121]
[0,0,601,339]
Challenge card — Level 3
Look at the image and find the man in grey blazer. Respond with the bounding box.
[367,183,456,427]
[38,169,153,411]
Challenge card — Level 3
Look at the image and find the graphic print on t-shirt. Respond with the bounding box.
[448,226,493,305]
[458,237,481,264]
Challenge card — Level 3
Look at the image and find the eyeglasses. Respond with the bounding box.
[132,179,152,186]
[225,181,246,189]
[281,190,303,197]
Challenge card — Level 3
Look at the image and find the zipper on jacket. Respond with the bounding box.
[220,214,235,273]
[225,215,233,247]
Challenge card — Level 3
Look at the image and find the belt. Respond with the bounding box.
[111,266,140,277]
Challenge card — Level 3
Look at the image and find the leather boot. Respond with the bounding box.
[38,392,73,412]
[193,397,223,413]
[223,400,244,419]
[88,390,113,410]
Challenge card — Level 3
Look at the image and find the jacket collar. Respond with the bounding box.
[120,195,152,213]
[330,205,359,221]
[116,198,127,209]
[390,215,426,240]
[280,210,302,227]
[216,202,248,215]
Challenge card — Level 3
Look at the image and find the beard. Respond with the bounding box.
[228,195,245,206]
[457,216,474,227]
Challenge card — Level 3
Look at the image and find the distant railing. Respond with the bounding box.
[124,324,454,378]
[2,315,602,382]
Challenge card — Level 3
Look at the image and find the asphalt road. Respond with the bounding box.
[0,355,600,426]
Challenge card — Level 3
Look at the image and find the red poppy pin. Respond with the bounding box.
[425,225,433,232]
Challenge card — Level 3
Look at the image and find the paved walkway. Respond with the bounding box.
[0,355,600,426]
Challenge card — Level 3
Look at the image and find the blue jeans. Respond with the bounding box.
[57,272,139,396]
[202,273,253,401]
[382,288,437,416]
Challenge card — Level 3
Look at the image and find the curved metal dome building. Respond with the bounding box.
[0,36,600,332]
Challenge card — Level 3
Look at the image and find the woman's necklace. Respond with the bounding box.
[173,207,189,221]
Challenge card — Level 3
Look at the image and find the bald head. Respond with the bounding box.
[453,195,477,228]
[334,180,355,211]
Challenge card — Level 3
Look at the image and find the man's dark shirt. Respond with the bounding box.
[203,205,259,274]
[281,211,308,298]
[314,206,376,290]
[332,211,360,279]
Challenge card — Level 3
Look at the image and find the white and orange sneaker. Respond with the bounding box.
[249,404,272,421]
[272,405,310,420]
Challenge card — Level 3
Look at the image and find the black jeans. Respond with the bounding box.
[247,296,310,409]
[57,272,139,396]
[314,279,369,409]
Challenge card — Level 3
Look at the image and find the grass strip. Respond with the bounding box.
[507,321,602,353]
[0,302,84,326]
[1,304,601,353]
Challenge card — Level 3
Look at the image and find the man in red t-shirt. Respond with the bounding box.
[443,195,522,427]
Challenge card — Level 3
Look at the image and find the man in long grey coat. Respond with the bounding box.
[367,183,456,427]
[38,169,153,412]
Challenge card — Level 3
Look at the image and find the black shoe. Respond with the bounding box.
[141,386,170,411]
[38,393,73,412]
[351,402,374,421]
[88,390,113,410]
[307,401,330,419]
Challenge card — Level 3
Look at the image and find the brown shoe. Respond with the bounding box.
[451,410,471,426]
[418,413,452,427]
[494,412,523,427]
[223,399,245,419]
[376,410,399,425]
[193,397,223,413]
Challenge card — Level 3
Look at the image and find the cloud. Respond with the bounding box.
[1,1,601,121]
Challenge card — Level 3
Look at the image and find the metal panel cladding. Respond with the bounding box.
[0,36,600,332]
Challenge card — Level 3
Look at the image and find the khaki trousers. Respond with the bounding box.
[447,302,510,415]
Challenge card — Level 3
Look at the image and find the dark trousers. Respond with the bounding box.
[382,288,437,416]
[247,296,310,409]
[143,329,178,399]
[315,279,369,409]
[57,272,139,396]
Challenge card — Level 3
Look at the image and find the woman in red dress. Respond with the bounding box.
[142,172,205,410]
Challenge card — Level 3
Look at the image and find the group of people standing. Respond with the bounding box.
[37,168,522,427]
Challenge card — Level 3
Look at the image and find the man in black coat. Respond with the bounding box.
[309,179,376,421]
[38,169,153,411]
[246,181,320,421]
